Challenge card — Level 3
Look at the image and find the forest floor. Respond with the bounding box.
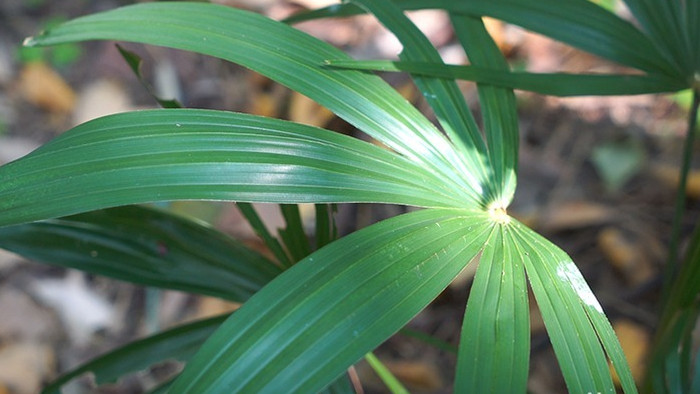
[0,0,697,393]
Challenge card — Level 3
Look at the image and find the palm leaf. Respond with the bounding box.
[42,314,228,394]
[0,109,465,227]
[169,209,493,393]
[23,1,475,199]
[455,223,529,393]
[511,221,637,393]
[349,0,492,204]
[285,0,680,77]
[0,205,279,301]
[324,60,687,96]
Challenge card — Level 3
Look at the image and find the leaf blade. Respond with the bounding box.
[325,60,687,96]
[455,223,529,393]
[0,205,279,301]
[287,0,680,77]
[169,208,493,393]
[0,109,463,227]
[511,221,637,393]
[42,314,228,394]
[450,15,519,206]
[23,2,471,199]
[349,0,491,204]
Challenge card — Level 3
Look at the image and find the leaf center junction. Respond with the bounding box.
[487,203,511,225]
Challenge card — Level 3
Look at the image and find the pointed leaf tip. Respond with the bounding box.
[23,36,39,47]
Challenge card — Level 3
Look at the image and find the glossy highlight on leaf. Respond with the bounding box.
[0,109,466,227]
[170,209,493,393]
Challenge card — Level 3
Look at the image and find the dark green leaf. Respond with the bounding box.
[42,314,228,394]
[0,205,279,301]
[324,60,687,96]
[115,45,182,109]
[287,0,680,77]
[278,204,312,262]
[0,109,466,227]
[23,2,475,198]
[237,202,292,267]
[314,204,337,250]
[622,0,693,76]
[349,0,492,205]
[169,208,493,393]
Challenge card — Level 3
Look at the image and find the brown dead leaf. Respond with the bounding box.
[541,201,614,231]
[248,91,280,118]
[18,62,75,114]
[193,296,241,320]
[0,342,55,394]
[610,320,649,385]
[598,227,654,285]
[288,92,334,127]
[384,360,443,391]
[483,17,509,53]
[651,164,700,199]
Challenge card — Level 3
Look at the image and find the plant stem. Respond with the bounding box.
[661,89,700,305]
[364,352,409,394]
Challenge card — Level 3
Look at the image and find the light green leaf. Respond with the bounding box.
[511,221,637,393]
[324,60,687,96]
[23,1,475,201]
[0,205,279,301]
[169,208,493,393]
[349,0,492,204]
[365,352,409,394]
[455,223,529,393]
[450,15,519,208]
[0,109,465,227]
[42,314,228,394]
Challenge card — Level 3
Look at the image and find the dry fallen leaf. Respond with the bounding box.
[0,342,55,394]
[610,319,649,385]
[289,92,335,128]
[541,201,615,231]
[18,62,76,114]
[383,360,443,391]
[598,227,654,285]
[192,296,241,321]
[651,164,700,199]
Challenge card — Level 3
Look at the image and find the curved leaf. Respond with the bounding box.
[511,221,637,393]
[286,0,681,77]
[0,109,465,227]
[42,314,228,394]
[455,223,529,393]
[349,0,492,205]
[450,15,519,208]
[23,1,476,202]
[622,0,694,76]
[0,205,279,301]
[169,208,493,393]
[324,60,687,96]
